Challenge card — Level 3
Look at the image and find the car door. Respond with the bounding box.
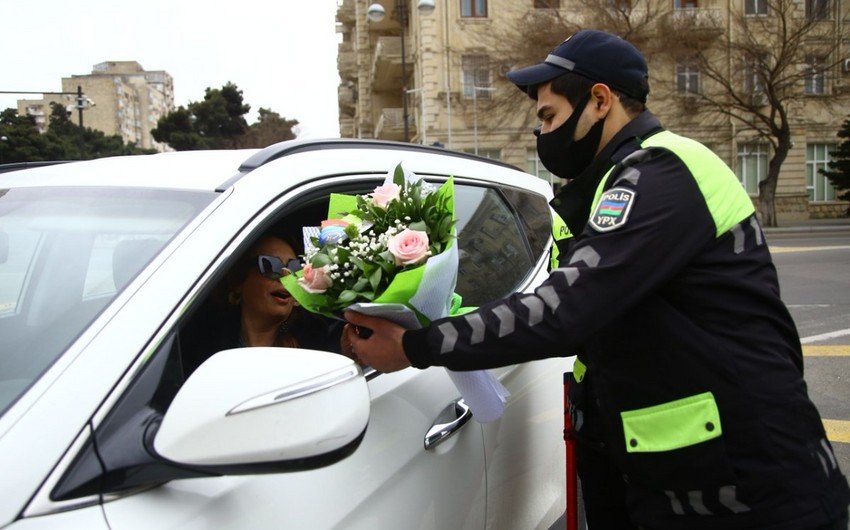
[96,173,488,529]
[452,183,569,529]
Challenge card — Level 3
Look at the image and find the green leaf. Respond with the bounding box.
[338,290,358,304]
[369,267,382,290]
[311,253,331,267]
[393,163,405,186]
[352,277,369,291]
[408,220,428,232]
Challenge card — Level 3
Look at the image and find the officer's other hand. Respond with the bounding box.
[343,311,410,373]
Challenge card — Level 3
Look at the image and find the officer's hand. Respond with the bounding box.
[344,311,410,373]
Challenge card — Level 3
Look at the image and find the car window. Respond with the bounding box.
[0,186,216,420]
[455,184,550,306]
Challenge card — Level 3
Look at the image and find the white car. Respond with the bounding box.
[0,140,569,529]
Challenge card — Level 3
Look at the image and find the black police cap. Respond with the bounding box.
[506,29,649,103]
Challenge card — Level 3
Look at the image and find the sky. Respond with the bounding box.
[0,0,342,139]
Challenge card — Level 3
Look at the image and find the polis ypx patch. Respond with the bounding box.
[590,187,636,232]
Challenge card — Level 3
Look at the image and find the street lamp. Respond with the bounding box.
[471,85,495,156]
[367,0,435,143]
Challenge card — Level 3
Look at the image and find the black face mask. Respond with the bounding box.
[535,92,606,181]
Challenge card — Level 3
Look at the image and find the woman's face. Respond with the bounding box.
[238,237,298,325]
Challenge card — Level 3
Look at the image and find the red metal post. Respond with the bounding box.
[564,373,578,530]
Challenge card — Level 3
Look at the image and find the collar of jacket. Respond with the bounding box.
[551,110,664,236]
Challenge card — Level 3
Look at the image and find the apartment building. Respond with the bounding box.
[17,61,174,152]
[337,0,849,220]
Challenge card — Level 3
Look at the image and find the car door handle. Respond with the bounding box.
[424,399,472,450]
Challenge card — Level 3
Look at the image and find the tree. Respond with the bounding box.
[820,116,850,215]
[653,0,848,226]
[153,84,298,151]
[236,108,299,148]
[0,105,152,164]
[151,82,298,151]
[0,108,60,163]
[480,1,848,226]
[475,2,665,134]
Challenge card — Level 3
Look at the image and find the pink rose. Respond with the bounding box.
[370,183,401,207]
[298,263,333,293]
[388,229,430,266]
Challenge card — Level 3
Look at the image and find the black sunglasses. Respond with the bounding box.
[257,255,302,280]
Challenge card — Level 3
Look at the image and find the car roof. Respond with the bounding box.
[0,150,256,191]
[0,139,550,197]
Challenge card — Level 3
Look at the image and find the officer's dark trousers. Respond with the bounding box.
[576,441,849,530]
[576,440,638,529]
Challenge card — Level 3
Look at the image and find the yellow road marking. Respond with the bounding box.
[770,245,850,254]
[803,345,850,357]
[824,419,850,444]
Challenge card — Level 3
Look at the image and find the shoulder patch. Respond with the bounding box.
[589,187,636,232]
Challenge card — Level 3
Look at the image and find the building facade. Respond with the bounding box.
[336,0,849,220]
[17,61,174,152]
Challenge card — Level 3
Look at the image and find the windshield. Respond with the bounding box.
[0,186,216,418]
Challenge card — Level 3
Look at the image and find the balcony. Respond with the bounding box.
[661,8,724,40]
[338,83,356,115]
[374,107,409,140]
[337,0,355,24]
[339,117,355,138]
[371,36,413,91]
[338,42,356,80]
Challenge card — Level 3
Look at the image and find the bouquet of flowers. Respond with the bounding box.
[282,163,457,323]
[282,163,509,422]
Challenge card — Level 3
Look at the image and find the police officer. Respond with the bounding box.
[345,30,850,529]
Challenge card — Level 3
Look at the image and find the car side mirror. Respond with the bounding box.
[153,348,370,472]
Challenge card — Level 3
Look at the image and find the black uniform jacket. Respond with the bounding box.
[403,112,849,529]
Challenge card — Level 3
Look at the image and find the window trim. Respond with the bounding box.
[806,143,838,201]
[461,54,493,99]
[805,0,830,20]
[744,0,768,15]
[736,142,769,195]
[460,0,488,17]
[675,60,701,95]
[804,55,828,95]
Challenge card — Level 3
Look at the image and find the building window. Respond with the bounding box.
[806,0,829,19]
[674,0,698,8]
[743,54,767,105]
[609,0,633,8]
[737,143,768,194]
[804,56,827,95]
[534,0,560,7]
[807,143,838,201]
[527,149,566,188]
[676,60,700,94]
[462,55,492,99]
[461,0,487,17]
[745,0,767,14]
